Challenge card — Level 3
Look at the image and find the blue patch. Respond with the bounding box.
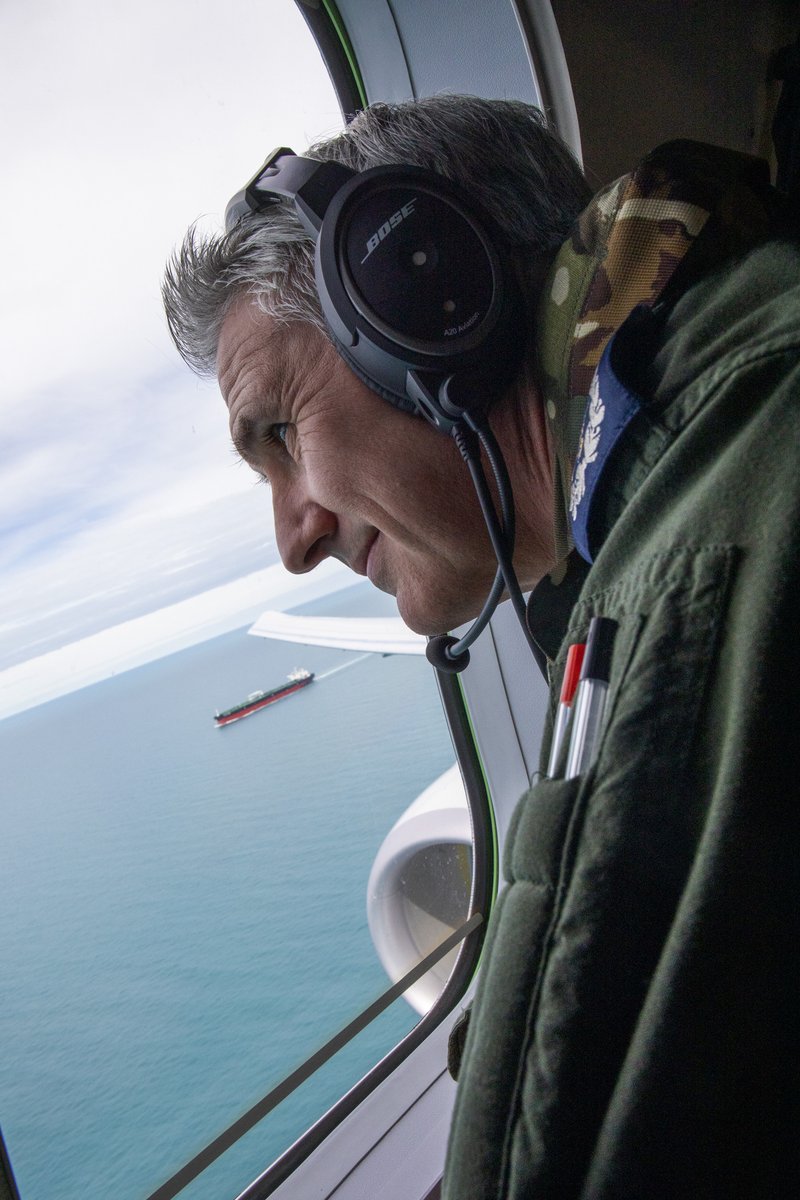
[570,332,643,563]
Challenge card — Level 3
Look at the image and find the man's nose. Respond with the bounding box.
[273,484,337,574]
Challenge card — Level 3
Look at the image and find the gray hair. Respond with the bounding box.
[162,95,590,376]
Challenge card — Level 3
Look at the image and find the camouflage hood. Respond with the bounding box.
[534,139,773,563]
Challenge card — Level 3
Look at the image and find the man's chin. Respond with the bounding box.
[395,589,474,639]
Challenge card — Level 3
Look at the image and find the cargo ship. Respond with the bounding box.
[214,668,314,727]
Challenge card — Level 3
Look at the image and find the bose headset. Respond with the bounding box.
[225,148,543,675]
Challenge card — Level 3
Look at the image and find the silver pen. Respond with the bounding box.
[565,616,617,780]
[547,641,586,778]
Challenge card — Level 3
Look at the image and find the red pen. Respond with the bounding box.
[546,641,586,778]
[565,616,618,780]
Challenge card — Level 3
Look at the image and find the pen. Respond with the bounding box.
[565,616,617,780]
[546,641,586,778]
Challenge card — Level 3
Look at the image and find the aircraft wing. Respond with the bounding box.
[247,610,426,655]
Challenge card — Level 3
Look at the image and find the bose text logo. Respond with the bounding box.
[360,199,417,264]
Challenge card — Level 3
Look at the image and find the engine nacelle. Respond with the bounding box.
[367,764,472,1014]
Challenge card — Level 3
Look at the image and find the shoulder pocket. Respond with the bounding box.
[505,774,587,889]
[590,544,737,793]
[545,544,738,792]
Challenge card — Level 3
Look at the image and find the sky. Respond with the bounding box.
[0,0,347,715]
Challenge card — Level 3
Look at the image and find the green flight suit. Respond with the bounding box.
[443,173,799,1197]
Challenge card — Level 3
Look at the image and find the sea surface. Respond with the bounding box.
[0,586,457,1200]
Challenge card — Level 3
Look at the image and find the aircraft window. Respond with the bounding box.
[0,4,487,1199]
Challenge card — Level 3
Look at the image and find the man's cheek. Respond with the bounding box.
[301,451,347,505]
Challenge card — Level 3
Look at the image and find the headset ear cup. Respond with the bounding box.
[321,315,418,414]
[315,165,525,418]
[321,317,492,432]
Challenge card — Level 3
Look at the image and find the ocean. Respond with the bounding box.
[0,587,457,1200]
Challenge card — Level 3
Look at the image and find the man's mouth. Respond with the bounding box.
[353,531,379,578]
[365,532,380,584]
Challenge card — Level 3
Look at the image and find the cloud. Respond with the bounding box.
[0,364,265,618]
[0,487,282,670]
[0,0,343,401]
[0,0,345,680]
[0,559,362,721]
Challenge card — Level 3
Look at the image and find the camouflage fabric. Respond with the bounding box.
[535,139,773,565]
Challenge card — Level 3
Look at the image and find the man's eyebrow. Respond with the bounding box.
[230,414,257,459]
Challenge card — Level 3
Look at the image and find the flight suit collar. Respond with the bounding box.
[529,139,773,658]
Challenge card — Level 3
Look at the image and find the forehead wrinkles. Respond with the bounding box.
[220,307,297,458]
[279,326,339,416]
[219,307,287,407]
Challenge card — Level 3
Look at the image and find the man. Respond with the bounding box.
[163,97,589,637]
[163,96,798,1198]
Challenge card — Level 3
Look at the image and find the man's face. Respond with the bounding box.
[217,300,499,635]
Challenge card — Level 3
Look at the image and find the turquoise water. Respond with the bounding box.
[0,590,456,1200]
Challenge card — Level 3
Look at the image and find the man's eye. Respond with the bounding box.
[258,422,289,450]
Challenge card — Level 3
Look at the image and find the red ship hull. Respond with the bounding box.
[214,675,314,726]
